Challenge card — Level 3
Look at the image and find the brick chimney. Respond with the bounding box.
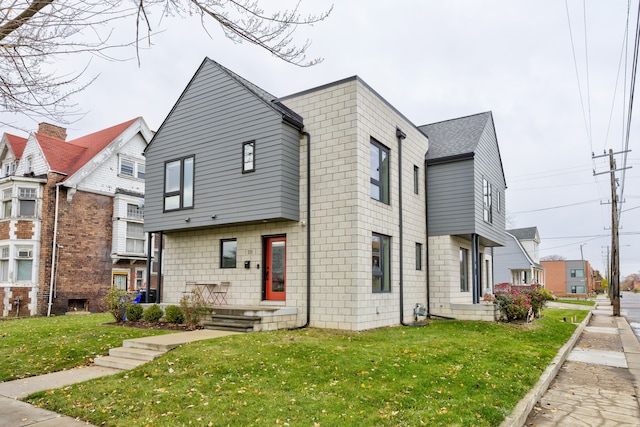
[37,123,67,141]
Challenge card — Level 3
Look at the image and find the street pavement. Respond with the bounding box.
[622,291,640,342]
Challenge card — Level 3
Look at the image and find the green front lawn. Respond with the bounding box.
[23,309,584,427]
[0,313,170,381]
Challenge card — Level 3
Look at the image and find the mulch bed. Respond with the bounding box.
[106,321,203,331]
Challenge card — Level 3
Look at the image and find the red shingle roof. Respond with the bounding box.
[4,134,27,158]
[36,118,139,178]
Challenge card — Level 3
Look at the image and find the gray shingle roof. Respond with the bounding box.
[507,227,539,241]
[211,58,304,128]
[419,112,492,161]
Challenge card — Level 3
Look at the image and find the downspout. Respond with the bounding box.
[397,128,424,327]
[47,183,62,316]
[290,131,311,329]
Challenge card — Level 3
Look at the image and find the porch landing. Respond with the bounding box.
[204,305,298,332]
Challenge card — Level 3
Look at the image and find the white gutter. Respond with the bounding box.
[47,183,62,316]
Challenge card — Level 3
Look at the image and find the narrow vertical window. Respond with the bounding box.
[413,165,419,194]
[0,246,9,281]
[415,243,422,270]
[460,248,469,292]
[372,233,391,292]
[2,189,11,218]
[164,156,194,211]
[370,139,389,204]
[483,178,492,224]
[221,239,237,268]
[243,141,255,173]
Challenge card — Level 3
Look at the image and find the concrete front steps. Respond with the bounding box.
[94,330,236,371]
[202,305,299,332]
[94,342,167,370]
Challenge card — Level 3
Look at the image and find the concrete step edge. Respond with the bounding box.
[109,347,166,361]
[94,355,147,370]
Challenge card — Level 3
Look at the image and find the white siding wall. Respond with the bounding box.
[78,133,146,196]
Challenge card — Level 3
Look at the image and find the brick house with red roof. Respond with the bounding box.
[0,119,153,316]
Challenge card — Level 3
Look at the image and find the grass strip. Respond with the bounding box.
[0,313,169,381]
[25,309,584,426]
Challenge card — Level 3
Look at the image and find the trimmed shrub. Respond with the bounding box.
[126,304,144,322]
[143,304,164,323]
[164,305,184,324]
[103,287,131,322]
[180,291,208,327]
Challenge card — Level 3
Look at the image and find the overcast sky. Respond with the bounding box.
[2,1,639,278]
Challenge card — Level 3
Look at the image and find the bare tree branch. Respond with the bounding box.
[0,0,332,129]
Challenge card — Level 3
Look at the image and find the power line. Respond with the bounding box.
[509,198,599,214]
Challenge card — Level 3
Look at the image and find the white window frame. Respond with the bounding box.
[125,221,145,254]
[18,187,36,218]
[0,246,9,281]
[119,156,145,180]
[2,189,11,219]
[16,246,33,282]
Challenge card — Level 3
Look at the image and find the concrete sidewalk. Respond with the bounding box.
[519,296,640,427]
[0,329,236,427]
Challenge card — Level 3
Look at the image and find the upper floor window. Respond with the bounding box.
[221,239,237,268]
[126,222,145,254]
[370,139,389,204]
[127,203,144,220]
[18,188,36,218]
[3,161,15,177]
[242,141,255,173]
[2,189,11,218]
[372,233,391,293]
[25,156,32,174]
[119,157,145,179]
[570,269,584,278]
[164,156,194,211]
[413,165,419,194]
[483,178,492,224]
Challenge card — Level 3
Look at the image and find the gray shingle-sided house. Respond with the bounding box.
[419,113,507,319]
[493,227,544,286]
[143,58,507,330]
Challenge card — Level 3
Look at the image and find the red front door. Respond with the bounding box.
[265,236,286,300]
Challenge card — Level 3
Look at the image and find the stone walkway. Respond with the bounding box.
[524,299,640,426]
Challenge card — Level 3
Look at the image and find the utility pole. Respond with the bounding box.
[593,149,630,316]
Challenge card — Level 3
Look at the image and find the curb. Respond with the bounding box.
[498,310,592,427]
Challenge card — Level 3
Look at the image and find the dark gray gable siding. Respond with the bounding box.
[426,158,475,236]
[144,59,301,233]
[473,115,506,246]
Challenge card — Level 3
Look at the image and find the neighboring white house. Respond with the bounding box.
[493,227,545,286]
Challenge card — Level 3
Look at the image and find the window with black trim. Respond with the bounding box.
[460,248,469,292]
[164,156,194,211]
[370,139,389,204]
[415,243,422,270]
[413,165,419,194]
[221,239,237,268]
[242,141,255,173]
[372,233,391,293]
[483,178,492,224]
